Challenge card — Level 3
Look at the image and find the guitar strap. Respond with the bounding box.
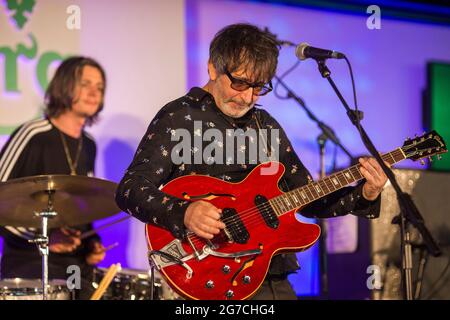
[253,111,291,193]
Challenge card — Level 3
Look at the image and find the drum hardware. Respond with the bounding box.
[27,189,57,300]
[91,267,181,300]
[0,279,73,300]
[150,262,155,300]
[0,174,121,228]
[0,174,122,300]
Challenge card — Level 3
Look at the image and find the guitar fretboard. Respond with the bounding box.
[269,148,406,215]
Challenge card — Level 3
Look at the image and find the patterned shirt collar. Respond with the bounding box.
[185,87,212,103]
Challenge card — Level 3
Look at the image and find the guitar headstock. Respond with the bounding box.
[402,130,447,162]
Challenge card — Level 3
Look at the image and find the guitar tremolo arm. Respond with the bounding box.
[202,245,262,258]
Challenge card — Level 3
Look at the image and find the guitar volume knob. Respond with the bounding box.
[222,265,231,274]
[243,275,251,284]
[205,280,214,289]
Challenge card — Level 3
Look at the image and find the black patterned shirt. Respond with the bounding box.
[115,87,380,274]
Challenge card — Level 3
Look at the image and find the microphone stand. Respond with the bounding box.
[275,75,356,299]
[313,58,441,300]
[317,133,329,298]
[274,76,355,163]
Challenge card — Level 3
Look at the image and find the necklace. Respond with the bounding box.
[59,131,83,175]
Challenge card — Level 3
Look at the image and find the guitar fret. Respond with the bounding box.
[395,150,405,162]
[277,197,286,213]
[314,183,323,195]
[344,170,354,182]
[303,185,313,201]
[297,189,306,204]
[307,184,319,201]
[291,191,301,206]
[388,152,396,164]
[302,185,312,201]
[323,178,331,192]
[331,175,342,188]
[276,199,284,215]
[284,195,293,210]
[272,197,281,214]
[393,150,400,161]
[324,178,333,193]
[335,172,344,184]
[331,177,339,191]
[269,144,422,219]
[299,189,309,202]
[269,199,281,216]
[338,172,348,185]
[320,180,330,193]
[352,167,362,180]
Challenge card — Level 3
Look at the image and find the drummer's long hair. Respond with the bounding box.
[44,56,106,126]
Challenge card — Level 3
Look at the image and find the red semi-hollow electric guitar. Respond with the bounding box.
[146,131,446,300]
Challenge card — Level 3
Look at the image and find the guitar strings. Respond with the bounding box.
[215,151,398,226]
[187,150,402,246]
[187,151,401,246]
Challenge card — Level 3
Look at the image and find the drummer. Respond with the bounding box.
[0,56,107,299]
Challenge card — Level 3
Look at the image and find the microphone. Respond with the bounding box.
[295,42,345,60]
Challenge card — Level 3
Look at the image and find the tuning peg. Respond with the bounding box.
[428,156,433,162]
[420,159,425,165]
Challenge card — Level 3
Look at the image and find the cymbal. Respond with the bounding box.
[0,175,121,228]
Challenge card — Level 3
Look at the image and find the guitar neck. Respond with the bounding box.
[270,148,406,215]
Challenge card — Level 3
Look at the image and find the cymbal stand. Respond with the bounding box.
[29,189,57,300]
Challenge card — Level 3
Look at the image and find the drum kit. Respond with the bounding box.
[0,174,178,300]
[92,267,180,300]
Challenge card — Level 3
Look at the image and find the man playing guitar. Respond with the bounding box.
[115,23,387,300]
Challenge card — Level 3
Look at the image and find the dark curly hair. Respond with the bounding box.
[209,23,280,83]
[44,56,106,126]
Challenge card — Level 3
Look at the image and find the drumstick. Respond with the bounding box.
[90,263,121,300]
[102,242,119,252]
[90,264,114,300]
[80,216,130,240]
[90,263,120,300]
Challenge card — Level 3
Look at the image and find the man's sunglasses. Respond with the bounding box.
[225,70,273,96]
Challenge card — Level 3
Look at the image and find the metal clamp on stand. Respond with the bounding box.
[28,189,57,300]
[148,257,156,300]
